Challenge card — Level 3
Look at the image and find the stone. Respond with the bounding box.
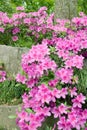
[0,45,29,77]
[0,105,21,130]
[54,0,78,20]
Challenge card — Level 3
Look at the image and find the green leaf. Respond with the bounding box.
[8,115,16,119]
[25,108,33,113]
[45,126,52,130]
[50,46,55,53]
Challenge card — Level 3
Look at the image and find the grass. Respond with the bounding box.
[74,65,87,95]
[0,80,27,105]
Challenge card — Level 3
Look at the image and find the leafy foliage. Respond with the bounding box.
[0,80,26,105]
[0,0,54,15]
[75,66,87,94]
[78,0,87,14]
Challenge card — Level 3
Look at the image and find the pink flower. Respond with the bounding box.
[0,71,6,77]
[52,88,68,99]
[16,73,27,84]
[0,70,6,82]
[76,93,86,104]
[52,88,61,98]
[72,93,86,108]
[16,6,24,11]
[57,116,72,130]
[12,36,18,41]
[35,107,51,116]
[24,18,31,24]
[69,87,77,97]
[52,104,68,118]
[68,112,78,128]
[60,88,68,98]
[26,78,38,88]
[72,99,82,108]
[12,27,20,34]
[58,103,68,114]
[28,113,44,129]
[52,107,60,118]
[0,27,4,33]
[48,78,58,87]
[35,84,55,104]
[17,111,29,122]
[79,12,85,17]
[56,68,73,83]
[65,55,84,69]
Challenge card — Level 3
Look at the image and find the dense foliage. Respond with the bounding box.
[0,70,27,105]
[0,79,26,105]
[14,7,87,130]
[78,0,87,14]
[0,0,54,15]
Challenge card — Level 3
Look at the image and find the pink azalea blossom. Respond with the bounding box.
[69,87,77,97]
[56,68,73,83]
[16,73,27,84]
[12,27,20,34]
[12,36,18,41]
[0,27,4,33]
[16,6,24,11]
[57,116,72,130]
[0,70,6,82]
[72,93,86,108]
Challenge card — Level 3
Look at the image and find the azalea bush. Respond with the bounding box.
[15,7,87,130]
[1,6,87,48]
[0,7,55,47]
[1,0,87,16]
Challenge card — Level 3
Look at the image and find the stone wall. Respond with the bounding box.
[0,45,29,77]
[0,105,21,130]
[54,0,78,20]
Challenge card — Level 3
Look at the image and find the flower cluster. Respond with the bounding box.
[17,86,87,130]
[14,7,87,130]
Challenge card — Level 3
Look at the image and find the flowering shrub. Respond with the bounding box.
[1,7,87,48]
[15,8,87,130]
[0,7,54,47]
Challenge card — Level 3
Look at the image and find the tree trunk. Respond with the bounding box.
[54,0,78,20]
